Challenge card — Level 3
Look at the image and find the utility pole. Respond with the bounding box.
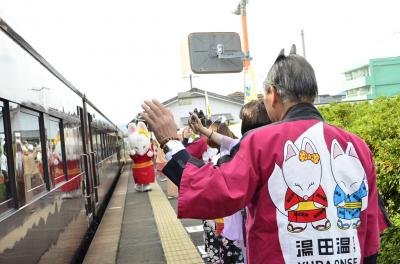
[238,0,250,70]
[182,74,198,90]
[234,0,257,104]
[301,29,306,58]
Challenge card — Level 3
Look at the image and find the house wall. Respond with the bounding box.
[166,96,242,128]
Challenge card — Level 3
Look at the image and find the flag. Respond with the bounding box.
[244,64,258,104]
[204,89,212,119]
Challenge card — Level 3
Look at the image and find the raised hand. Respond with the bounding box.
[188,113,204,135]
[141,99,178,144]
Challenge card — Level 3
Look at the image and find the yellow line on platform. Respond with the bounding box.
[148,182,204,264]
[83,165,130,264]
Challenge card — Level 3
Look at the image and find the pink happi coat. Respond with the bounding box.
[162,103,389,264]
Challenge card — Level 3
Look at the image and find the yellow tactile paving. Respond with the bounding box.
[148,182,204,264]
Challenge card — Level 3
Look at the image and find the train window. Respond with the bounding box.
[47,117,65,188]
[110,135,113,155]
[62,122,83,198]
[95,132,99,161]
[114,136,116,154]
[106,134,110,157]
[103,134,107,158]
[10,104,46,203]
[0,103,13,212]
[97,132,101,161]
[91,128,98,163]
[101,133,106,160]
[104,134,107,158]
[108,135,112,156]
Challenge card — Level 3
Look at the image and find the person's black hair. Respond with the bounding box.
[217,123,237,139]
[195,109,207,127]
[264,45,318,103]
[240,99,272,135]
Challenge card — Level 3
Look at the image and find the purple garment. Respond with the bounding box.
[222,211,244,241]
[220,137,239,156]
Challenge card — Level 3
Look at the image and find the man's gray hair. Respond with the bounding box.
[264,46,318,103]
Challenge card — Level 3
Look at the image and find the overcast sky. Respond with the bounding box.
[1,0,399,126]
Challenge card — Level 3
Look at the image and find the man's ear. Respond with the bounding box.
[270,85,280,106]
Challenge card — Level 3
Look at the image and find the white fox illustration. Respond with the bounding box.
[330,139,368,229]
[280,137,331,233]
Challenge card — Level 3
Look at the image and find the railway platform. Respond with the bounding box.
[83,164,206,264]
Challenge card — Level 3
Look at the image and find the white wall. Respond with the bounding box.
[166,96,242,128]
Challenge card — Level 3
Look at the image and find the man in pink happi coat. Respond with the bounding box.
[141,46,389,264]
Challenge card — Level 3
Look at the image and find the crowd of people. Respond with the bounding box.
[180,100,272,263]
[130,45,390,264]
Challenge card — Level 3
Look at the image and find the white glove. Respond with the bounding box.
[147,150,154,157]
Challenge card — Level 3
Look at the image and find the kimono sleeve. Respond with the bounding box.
[220,136,239,155]
[185,136,207,160]
[163,135,263,220]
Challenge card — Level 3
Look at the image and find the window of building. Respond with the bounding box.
[348,67,370,81]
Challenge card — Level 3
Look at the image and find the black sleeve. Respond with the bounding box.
[162,149,204,187]
[364,253,377,264]
[182,138,189,147]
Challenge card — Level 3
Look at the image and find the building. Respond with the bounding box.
[343,56,400,101]
[226,91,264,102]
[162,88,244,128]
[314,93,345,105]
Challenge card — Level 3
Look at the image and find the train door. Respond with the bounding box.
[87,114,99,208]
[78,99,96,220]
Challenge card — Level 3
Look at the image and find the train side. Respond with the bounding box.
[0,17,124,263]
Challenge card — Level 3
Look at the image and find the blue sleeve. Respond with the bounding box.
[333,185,345,206]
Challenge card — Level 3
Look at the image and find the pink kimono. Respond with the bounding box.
[184,136,207,160]
[163,103,388,264]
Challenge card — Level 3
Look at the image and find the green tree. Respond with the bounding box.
[319,96,400,263]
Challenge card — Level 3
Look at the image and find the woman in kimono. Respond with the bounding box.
[185,121,221,263]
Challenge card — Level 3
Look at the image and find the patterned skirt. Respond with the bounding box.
[203,220,222,263]
[221,237,245,264]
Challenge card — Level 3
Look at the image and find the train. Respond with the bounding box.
[0,16,125,263]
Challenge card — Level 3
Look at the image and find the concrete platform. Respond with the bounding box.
[83,165,205,264]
